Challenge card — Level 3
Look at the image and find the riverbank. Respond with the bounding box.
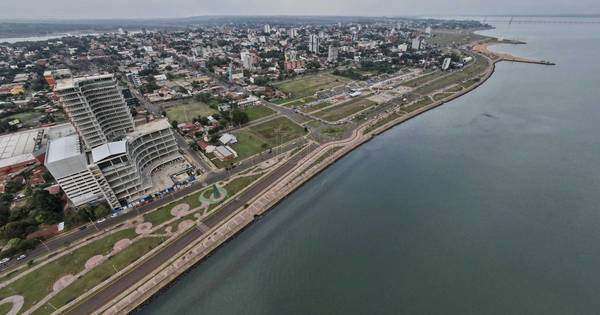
[76,39,550,315]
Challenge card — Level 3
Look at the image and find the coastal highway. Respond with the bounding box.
[66,143,318,315]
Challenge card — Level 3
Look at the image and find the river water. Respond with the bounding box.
[138,20,600,315]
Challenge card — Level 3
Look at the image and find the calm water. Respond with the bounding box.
[139,21,600,315]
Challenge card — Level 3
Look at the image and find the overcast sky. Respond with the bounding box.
[2,0,599,20]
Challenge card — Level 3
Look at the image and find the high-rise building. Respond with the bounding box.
[288,28,298,38]
[398,43,409,52]
[411,37,423,50]
[442,57,452,71]
[55,74,135,151]
[46,119,181,209]
[328,45,339,63]
[51,74,183,209]
[240,50,254,70]
[264,24,271,33]
[308,34,320,53]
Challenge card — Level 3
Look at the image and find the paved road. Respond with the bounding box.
[0,136,308,273]
[66,143,318,315]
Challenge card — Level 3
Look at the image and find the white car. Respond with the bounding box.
[96,218,107,224]
[0,258,10,264]
[16,254,26,261]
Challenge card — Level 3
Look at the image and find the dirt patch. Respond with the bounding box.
[53,274,76,292]
[113,239,133,253]
[135,222,153,235]
[85,255,106,270]
[170,203,191,217]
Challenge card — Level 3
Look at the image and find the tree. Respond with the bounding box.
[231,110,249,126]
[93,203,111,219]
[1,221,36,239]
[171,120,179,129]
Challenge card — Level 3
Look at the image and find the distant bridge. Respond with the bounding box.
[481,18,600,25]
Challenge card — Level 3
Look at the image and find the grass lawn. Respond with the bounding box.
[446,85,464,93]
[33,237,164,315]
[401,71,444,88]
[321,127,345,139]
[211,117,306,168]
[405,96,434,112]
[314,97,376,122]
[0,229,137,311]
[206,174,264,213]
[433,93,454,101]
[248,116,306,147]
[229,130,268,161]
[273,74,349,101]
[6,111,44,127]
[300,101,332,113]
[243,105,275,122]
[282,96,317,108]
[364,112,404,134]
[413,54,489,96]
[165,101,217,123]
[0,303,11,314]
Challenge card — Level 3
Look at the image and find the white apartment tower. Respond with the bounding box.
[55,74,134,151]
[328,45,339,63]
[308,34,320,53]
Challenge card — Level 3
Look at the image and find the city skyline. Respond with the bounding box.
[2,0,600,19]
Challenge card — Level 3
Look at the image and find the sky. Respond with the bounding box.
[2,0,600,20]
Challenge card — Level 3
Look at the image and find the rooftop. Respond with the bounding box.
[54,73,114,91]
[0,129,44,160]
[91,141,127,163]
[127,119,171,139]
[46,135,82,164]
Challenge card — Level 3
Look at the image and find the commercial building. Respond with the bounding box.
[0,124,75,175]
[55,74,135,150]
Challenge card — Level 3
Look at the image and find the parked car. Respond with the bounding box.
[16,254,26,261]
[0,258,10,264]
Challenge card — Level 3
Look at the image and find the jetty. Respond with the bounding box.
[472,42,555,66]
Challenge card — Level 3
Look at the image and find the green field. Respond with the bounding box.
[273,74,349,101]
[283,96,317,108]
[401,71,444,88]
[243,105,275,121]
[433,92,454,101]
[300,101,332,113]
[33,237,164,315]
[216,117,306,165]
[314,97,376,122]
[165,101,217,122]
[0,229,137,312]
[413,54,490,96]
[404,96,434,112]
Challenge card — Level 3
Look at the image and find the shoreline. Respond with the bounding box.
[115,54,502,314]
[64,37,551,315]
